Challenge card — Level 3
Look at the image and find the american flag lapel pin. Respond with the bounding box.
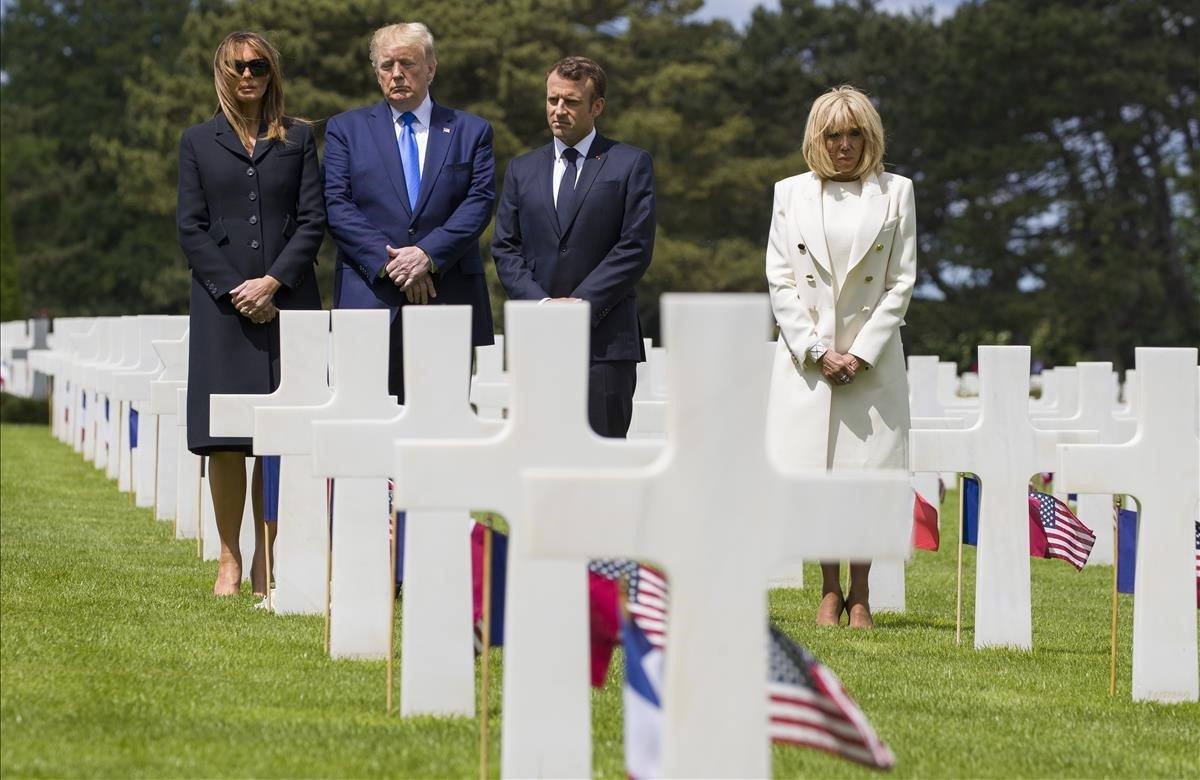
[442,127,451,133]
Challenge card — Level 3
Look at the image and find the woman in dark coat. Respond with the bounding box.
[177,31,324,596]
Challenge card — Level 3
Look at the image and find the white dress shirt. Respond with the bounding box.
[552,127,596,203]
[390,93,433,176]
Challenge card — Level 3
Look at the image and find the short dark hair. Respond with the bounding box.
[547,56,607,100]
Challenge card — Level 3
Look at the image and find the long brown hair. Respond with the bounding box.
[212,32,289,152]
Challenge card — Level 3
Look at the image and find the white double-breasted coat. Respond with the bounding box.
[765,170,917,471]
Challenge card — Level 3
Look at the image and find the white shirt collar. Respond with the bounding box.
[553,127,597,161]
[390,93,433,129]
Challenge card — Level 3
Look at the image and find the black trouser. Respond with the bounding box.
[588,360,637,439]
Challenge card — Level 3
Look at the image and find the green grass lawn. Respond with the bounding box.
[2,423,1197,778]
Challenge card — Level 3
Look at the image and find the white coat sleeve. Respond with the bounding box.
[765,181,820,361]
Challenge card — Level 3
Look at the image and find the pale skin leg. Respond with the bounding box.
[817,562,874,628]
[209,454,273,596]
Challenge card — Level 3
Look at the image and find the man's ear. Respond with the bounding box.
[591,96,606,120]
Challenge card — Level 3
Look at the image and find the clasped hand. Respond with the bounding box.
[820,349,865,386]
[385,245,437,305]
[230,276,281,325]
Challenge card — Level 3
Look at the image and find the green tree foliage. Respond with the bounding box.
[2,0,1196,368]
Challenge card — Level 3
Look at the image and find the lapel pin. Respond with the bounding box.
[442,127,451,134]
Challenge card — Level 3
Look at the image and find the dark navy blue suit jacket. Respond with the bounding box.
[492,134,655,362]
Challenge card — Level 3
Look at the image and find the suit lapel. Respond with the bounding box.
[213,113,251,161]
[412,102,454,218]
[368,100,413,216]
[845,172,887,275]
[559,135,611,236]
[540,145,560,238]
[251,135,276,164]
[793,174,831,275]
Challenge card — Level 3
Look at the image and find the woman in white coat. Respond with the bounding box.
[765,85,916,628]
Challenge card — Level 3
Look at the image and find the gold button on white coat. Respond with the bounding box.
[875,243,884,252]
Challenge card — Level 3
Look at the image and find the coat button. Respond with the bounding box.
[249,215,258,225]
[865,275,874,282]
[250,240,260,249]
[248,191,257,201]
[560,246,568,254]
[797,243,806,253]
[408,227,416,235]
[875,243,884,252]
[246,167,255,177]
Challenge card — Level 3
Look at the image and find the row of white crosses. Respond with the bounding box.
[909,345,1198,703]
[24,315,191,512]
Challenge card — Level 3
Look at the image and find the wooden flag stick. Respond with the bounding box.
[1109,498,1120,697]
[384,506,398,715]
[264,518,274,614]
[955,472,965,647]
[479,517,494,780]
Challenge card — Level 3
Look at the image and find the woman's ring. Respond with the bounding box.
[839,374,849,383]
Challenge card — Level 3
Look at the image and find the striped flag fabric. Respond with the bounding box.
[589,559,669,648]
[1194,521,1199,608]
[768,624,896,770]
[1028,489,1095,570]
[612,561,895,774]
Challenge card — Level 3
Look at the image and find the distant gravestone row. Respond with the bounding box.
[6,297,1197,779]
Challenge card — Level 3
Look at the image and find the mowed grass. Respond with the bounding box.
[2,423,1197,778]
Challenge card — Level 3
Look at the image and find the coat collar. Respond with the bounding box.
[213,111,277,163]
[791,171,886,277]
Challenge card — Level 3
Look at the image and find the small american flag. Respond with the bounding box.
[1194,521,1199,608]
[769,624,896,770]
[589,559,668,647]
[1029,489,1094,570]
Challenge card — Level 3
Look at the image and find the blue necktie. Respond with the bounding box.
[398,112,421,208]
[556,147,580,230]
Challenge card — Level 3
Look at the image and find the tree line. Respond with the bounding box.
[1,0,1196,370]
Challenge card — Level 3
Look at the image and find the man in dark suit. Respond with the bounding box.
[492,56,656,438]
[325,22,495,401]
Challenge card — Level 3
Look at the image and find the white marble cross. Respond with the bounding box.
[522,294,912,778]
[1058,348,1199,703]
[272,308,399,662]
[211,311,332,614]
[910,346,1095,650]
[392,301,662,779]
[117,315,189,508]
[312,306,502,706]
[174,388,202,541]
[148,332,189,522]
[1032,362,1130,564]
[469,335,508,420]
[1030,366,1079,420]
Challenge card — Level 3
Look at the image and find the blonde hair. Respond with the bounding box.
[802,85,885,180]
[369,22,436,70]
[212,32,289,152]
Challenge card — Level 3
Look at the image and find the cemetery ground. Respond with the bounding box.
[1,423,1197,779]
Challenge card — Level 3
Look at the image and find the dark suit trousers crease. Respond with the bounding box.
[589,360,637,439]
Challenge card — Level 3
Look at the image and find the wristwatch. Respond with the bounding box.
[808,343,828,364]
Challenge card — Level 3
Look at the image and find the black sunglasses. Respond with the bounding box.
[233,59,270,77]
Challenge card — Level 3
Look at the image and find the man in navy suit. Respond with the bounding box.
[492,56,656,437]
[325,22,495,401]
